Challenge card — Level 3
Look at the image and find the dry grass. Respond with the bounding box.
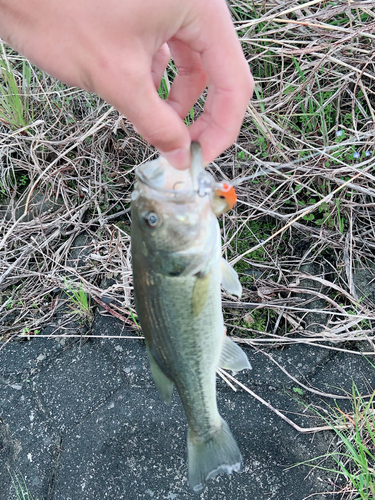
[0,1,375,355]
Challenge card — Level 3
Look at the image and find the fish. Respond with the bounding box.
[131,142,251,492]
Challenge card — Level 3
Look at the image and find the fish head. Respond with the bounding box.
[131,146,219,276]
[132,182,205,254]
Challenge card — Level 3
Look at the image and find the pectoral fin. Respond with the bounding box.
[146,346,174,405]
[218,336,252,373]
[192,273,210,318]
[220,258,242,297]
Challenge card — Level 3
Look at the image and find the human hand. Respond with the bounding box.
[0,0,254,169]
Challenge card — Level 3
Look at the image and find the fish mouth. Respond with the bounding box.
[135,142,215,203]
[136,167,196,202]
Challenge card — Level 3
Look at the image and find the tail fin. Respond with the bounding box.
[187,418,242,493]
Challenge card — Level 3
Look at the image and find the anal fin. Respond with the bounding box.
[218,336,252,373]
[146,346,174,405]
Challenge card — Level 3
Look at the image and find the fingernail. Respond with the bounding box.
[161,148,191,170]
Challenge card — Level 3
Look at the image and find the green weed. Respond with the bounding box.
[0,58,32,129]
[129,308,139,327]
[327,388,375,499]
[290,178,349,232]
[184,106,195,126]
[254,84,265,114]
[62,277,92,320]
[296,384,375,499]
[293,387,304,396]
[157,69,195,125]
[20,327,40,339]
[157,74,169,100]
[227,219,273,273]
[6,298,14,310]
[17,174,29,187]
[347,309,372,331]
[243,310,267,332]
[9,470,43,500]
[315,201,335,229]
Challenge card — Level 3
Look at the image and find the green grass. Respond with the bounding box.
[62,277,92,320]
[157,63,196,125]
[9,471,43,500]
[297,383,375,499]
[334,383,375,499]
[242,309,268,332]
[224,219,273,267]
[0,58,32,129]
[157,73,170,101]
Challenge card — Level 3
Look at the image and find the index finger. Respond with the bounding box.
[179,0,254,164]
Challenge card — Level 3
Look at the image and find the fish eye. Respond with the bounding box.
[144,211,160,228]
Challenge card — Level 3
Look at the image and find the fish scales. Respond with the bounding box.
[136,270,223,436]
[131,142,251,492]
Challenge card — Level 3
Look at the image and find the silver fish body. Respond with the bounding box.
[131,143,250,492]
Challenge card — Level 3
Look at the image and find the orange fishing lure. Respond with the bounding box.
[214,182,237,210]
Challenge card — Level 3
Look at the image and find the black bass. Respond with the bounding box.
[131,142,251,492]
